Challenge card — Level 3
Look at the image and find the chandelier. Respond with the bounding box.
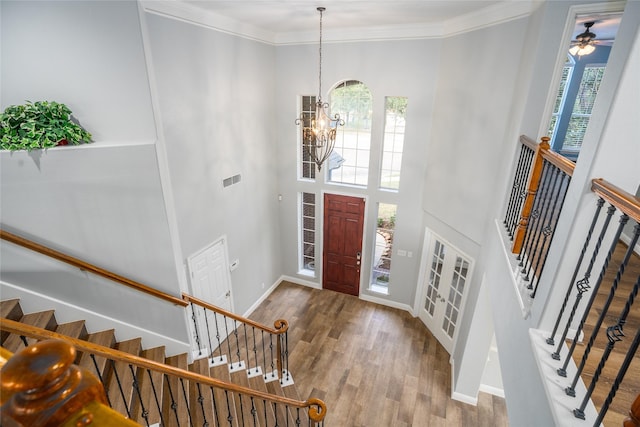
[296,7,344,171]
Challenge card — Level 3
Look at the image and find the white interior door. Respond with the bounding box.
[187,237,234,355]
[418,232,472,354]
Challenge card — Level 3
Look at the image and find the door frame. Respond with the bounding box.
[320,190,369,297]
[414,227,474,355]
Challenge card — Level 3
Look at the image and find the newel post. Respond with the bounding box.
[512,136,551,254]
[625,393,640,427]
[0,339,107,427]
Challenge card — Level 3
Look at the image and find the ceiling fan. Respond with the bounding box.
[569,21,608,57]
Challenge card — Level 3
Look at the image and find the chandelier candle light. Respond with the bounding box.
[296,7,344,171]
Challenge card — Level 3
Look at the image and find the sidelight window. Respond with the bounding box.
[370,203,396,294]
[299,192,316,274]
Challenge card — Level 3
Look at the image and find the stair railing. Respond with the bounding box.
[542,178,639,425]
[0,319,327,426]
[183,293,291,386]
[0,228,188,307]
[503,135,575,297]
[1,228,293,386]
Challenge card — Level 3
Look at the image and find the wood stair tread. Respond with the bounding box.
[130,346,166,426]
[0,299,23,343]
[77,329,117,381]
[56,320,88,342]
[163,353,190,427]
[105,337,143,418]
[188,358,220,426]
[2,310,57,353]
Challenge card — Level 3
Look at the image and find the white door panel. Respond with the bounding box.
[188,238,234,355]
[418,231,472,354]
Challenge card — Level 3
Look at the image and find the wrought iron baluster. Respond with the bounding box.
[233,319,242,369]
[523,163,557,283]
[505,144,534,237]
[190,302,203,358]
[164,373,181,426]
[574,270,640,420]
[180,377,195,427]
[554,203,616,365]
[562,213,629,394]
[592,308,640,427]
[203,307,214,363]
[518,162,552,266]
[213,312,224,363]
[269,334,276,379]
[19,335,28,347]
[547,198,605,346]
[195,383,208,427]
[128,364,149,426]
[283,331,290,383]
[224,315,233,368]
[531,170,571,297]
[224,390,234,426]
[296,407,302,427]
[110,359,132,418]
[147,369,164,427]
[261,330,268,380]
[243,324,251,373]
[209,386,221,426]
[251,326,259,376]
[238,393,246,426]
[91,354,112,407]
[568,222,639,395]
[249,397,258,426]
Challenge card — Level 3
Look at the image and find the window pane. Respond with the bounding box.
[300,192,316,272]
[380,97,408,190]
[328,81,372,186]
[548,60,574,140]
[299,96,316,180]
[562,65,605,151]
[370,203,397,293]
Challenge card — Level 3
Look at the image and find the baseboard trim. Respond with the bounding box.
[242,278,282,317]
[479,384,506,398]
[451,391,478,405]
[279,275,322,290]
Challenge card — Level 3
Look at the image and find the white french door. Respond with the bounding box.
[418,231,472,354]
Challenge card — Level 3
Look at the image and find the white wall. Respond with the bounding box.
[0,1,185,340]
[142,12,282,315]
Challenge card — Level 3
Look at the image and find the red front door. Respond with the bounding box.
[323,193,365,296]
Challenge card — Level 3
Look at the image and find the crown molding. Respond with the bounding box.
[140,0,539,46]
[140,1,277,44]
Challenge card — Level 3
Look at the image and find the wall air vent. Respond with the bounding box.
[223,174,241,188]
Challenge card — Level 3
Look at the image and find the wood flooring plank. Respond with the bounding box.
[249,281,510,426]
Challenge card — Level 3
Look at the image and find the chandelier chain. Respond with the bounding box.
[318,7,323,100]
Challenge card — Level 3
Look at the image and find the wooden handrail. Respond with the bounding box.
[520,134,538,151]
[0,318,326,422]
[0,228,187,307]
[592,178,640,224]
[540,147,576,176]
[625,393,640,427]
[182,293,289,335]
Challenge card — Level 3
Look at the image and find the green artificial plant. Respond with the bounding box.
[0,101,92,151]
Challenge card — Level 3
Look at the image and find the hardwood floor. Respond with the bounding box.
[249,281,509,426]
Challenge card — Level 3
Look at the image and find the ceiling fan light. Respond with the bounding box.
[569,45,580,55]
[581,44,596,55]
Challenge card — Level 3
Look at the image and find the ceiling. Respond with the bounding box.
[150,0,534,44]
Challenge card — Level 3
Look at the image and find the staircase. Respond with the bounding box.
[0,298,324,426]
